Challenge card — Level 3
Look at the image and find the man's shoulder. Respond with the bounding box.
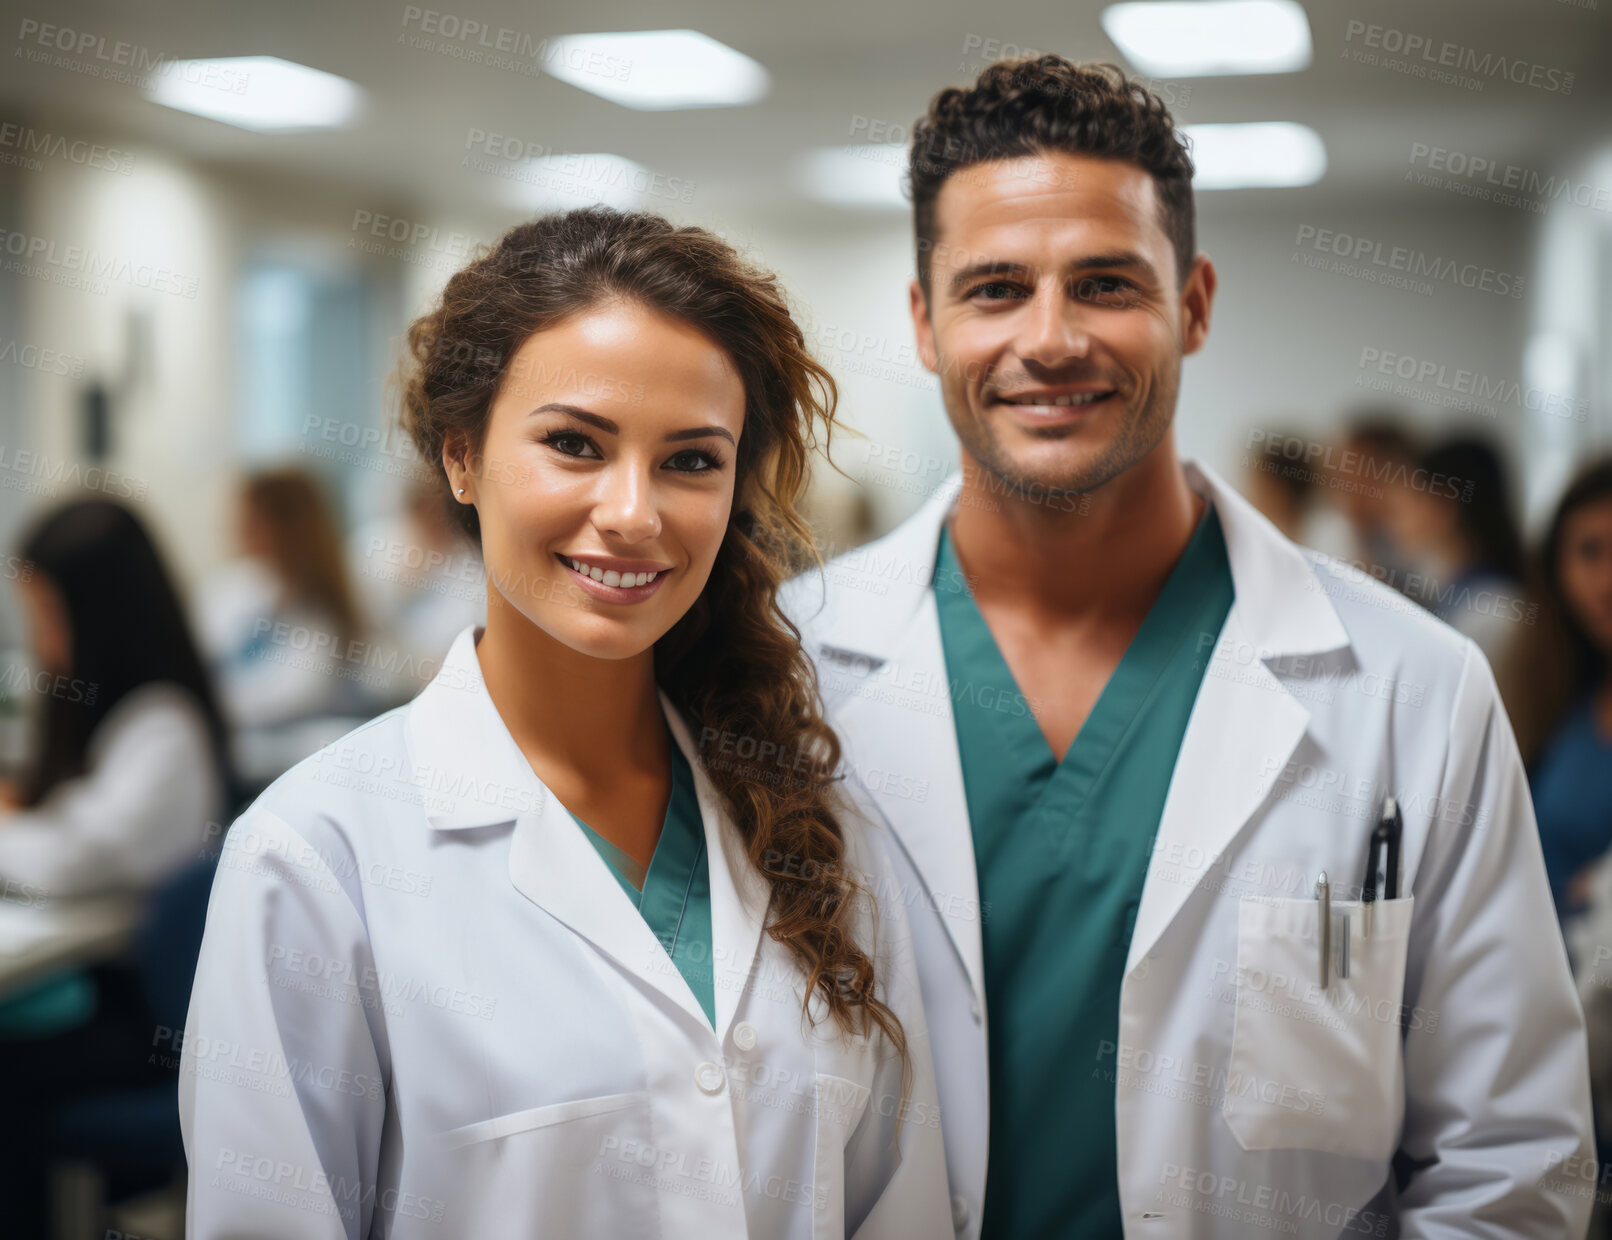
[778,506,937,643]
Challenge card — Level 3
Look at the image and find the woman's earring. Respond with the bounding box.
[456,488,466,496]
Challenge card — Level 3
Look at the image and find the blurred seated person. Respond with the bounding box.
[194,466,368,729]
[0,498,229,1234]
[348,472,484,702]
[1384,435,1528,673]
[0,499,229,900]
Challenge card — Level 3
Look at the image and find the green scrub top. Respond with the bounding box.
[566,733,717,1028]
[932,504,1234,1239]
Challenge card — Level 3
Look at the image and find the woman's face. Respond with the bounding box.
[17,572,70,676]
[1559,495,1612,656]
[450,300,746,662]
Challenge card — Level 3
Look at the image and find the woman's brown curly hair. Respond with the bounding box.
[399,207,905,1057]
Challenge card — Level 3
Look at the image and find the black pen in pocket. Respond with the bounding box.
[1360,795,1404,939]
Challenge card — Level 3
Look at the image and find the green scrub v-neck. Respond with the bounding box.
[933,503,1234,1239]
[566,734,716,1028]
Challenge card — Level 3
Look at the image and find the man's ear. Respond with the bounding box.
[910,279,940,374]
[1180,253,1217,357]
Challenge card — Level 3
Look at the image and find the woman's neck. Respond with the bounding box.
[473,591,670,793]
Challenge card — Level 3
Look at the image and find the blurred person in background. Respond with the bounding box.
[1244,434,1314,543]
[193,466,368,733]
[1327,415,1420,583]
[348,472,484,702]
[0,497,229,1234]
[1242,430,1355,558]
[1523,460,1612,1237]
[1513,459,1612,927]
[1385,436,1528,676]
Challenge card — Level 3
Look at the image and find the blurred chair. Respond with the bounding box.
[48,854,219,1224]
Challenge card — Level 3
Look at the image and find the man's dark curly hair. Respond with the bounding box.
[907,57,1196,296]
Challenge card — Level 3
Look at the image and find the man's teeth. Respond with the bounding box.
[568,559,660,588]
[1003,391,1108,406]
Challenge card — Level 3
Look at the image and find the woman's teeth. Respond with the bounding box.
[567,558,660,588]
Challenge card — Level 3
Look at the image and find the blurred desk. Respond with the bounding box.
[0,894,142,1001]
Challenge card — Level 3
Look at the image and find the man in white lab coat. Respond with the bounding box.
[782,57,1593,1238]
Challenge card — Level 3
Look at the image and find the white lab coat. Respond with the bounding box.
[194,558,366,729]
[780,462,1594,1239]
[0,682,222,900]
[179,624,951,1240]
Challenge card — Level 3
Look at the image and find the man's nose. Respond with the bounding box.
[1016,285,1092,370]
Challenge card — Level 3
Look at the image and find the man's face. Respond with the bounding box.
[910,152,1214,500]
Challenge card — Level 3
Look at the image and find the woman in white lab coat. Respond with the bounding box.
[0,498,229,1232]
[180,208,951,1240]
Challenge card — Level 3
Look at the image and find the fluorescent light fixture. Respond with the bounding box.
[543,30,768,109]
[145,56,362,132]
[1183,122,1325,189]
[507,152,654,212]
[798,144,909,209]
[1102,0,1312,76]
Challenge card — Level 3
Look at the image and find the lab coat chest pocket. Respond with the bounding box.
[437,1090,657,1237]
[810,1032,876,1239]
[1221,895,1415,1161]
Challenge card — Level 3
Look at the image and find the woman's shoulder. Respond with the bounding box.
[217,705,419,925]
[88,680,214,763]
[245,704,415,828]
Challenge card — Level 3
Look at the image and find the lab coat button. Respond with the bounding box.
[695,1061,726,1094]
[951,1194,970,1230]
[732,1021,758,1051]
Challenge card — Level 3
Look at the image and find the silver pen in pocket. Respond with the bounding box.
[1315,872,1331,989]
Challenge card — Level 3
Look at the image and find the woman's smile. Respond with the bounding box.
[556,552,673,603]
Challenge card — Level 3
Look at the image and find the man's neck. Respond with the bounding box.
[948,433,1205,620]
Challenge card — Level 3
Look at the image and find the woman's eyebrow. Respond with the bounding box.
[531,403,735,446]
[529,402,617,432]
[665,426,736,446]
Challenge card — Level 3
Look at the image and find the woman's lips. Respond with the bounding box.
[556,554,670,604]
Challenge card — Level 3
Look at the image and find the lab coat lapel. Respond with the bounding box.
[661,696,772,1045]
[1124,462,1351,974]
[506,797,715,1033]
[1122,601,1311,973]
[802,475,987,1012]
[408,625,716,1033]
[830,597,986,1015]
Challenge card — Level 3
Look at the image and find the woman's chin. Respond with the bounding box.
[535,612,671,663]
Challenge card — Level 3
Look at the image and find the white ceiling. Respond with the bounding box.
[4,0,1609,225]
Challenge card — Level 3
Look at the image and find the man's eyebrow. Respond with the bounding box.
[948,261,1030,297]
[946,250,1160,296]
[529,403,735,446]
[1076,251,1159,281]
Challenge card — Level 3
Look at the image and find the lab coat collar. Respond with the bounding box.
[808,459,1353,999]
[806,459,1350,667]
[404,625,771,1041]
